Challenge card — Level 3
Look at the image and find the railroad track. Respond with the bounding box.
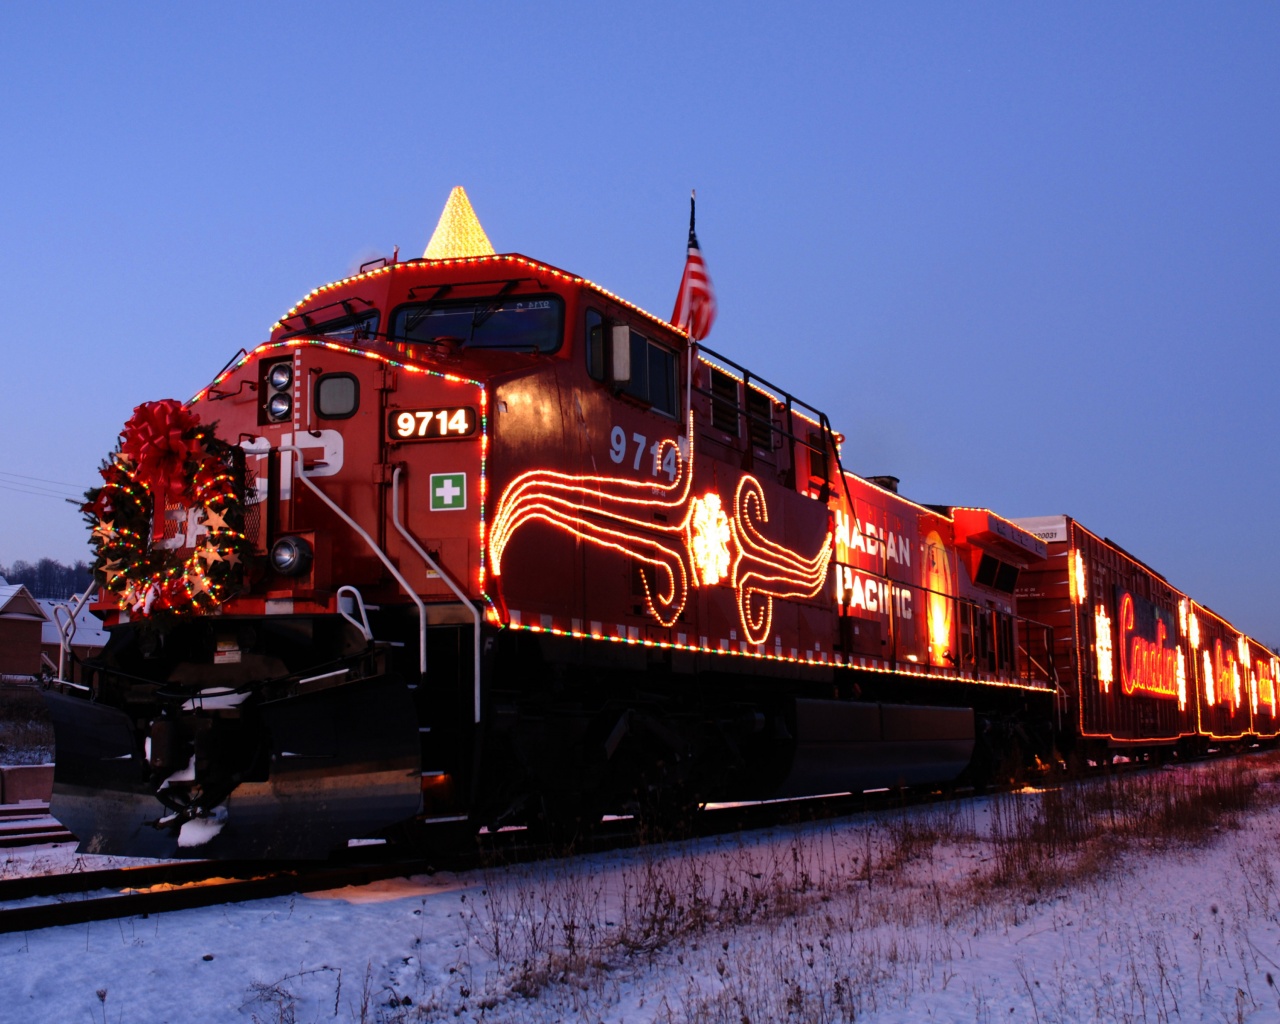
[0,753,1219,935]
[0,790,921,934]
[0,857,452,935]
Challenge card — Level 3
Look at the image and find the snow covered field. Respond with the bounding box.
[3,754,1280,1023]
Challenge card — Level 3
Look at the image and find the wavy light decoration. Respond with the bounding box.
[489,425,833,639]
[489,433,694,625]
[730,476,833,644]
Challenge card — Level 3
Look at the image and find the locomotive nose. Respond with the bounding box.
[47,665,426,859]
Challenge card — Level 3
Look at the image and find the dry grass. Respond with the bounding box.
[0,687,53,766]
[986,756,1262,894]
[390,752,1280,1023]
[196,750,1280,1022]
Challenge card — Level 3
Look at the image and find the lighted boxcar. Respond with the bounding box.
[1014,514,1278,758]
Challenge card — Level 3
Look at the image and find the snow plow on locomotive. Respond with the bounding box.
[43,190,1269,860]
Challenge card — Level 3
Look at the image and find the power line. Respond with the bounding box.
[0,469,85,489]
[0,481,85,503]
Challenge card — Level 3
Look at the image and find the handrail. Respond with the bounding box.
[695,343,830,430]
[52,607,74,680]
[833,559,1055,688]
[280,446,427,678]
[1017,642,1051,680]
[53,585,97,682]
[336,585,373,641]
[391,466,483,724]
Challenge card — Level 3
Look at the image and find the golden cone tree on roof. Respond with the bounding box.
[424,186,495,259]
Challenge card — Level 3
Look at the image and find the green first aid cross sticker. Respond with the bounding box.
[430,472,467,511]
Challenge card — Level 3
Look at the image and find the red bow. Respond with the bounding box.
[120,400,202,540]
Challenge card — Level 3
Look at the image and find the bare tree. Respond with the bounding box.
[0,558,94,599]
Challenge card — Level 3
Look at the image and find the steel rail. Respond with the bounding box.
[1,750,1244,934]
[0,860,439,935]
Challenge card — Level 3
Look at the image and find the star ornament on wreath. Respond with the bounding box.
[83,399,252,620]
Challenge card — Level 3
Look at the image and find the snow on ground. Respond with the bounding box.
[4,756,1280,1023]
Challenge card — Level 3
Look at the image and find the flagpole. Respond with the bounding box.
[683,189,696,438]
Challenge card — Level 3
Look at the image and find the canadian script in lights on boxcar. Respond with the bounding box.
[1117,589,1184,702]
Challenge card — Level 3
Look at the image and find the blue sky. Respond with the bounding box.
[1,4,1277,642]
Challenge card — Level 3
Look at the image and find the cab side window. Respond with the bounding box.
[586,309,677,417]
[586,309,606,381]
[625,332,676,416]
[316,373,359,419]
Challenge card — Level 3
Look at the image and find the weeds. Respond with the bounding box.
[984,757,1264,898]
[424,752,1280,1022]
[0,687,53,764]
[130,749,1274,1021]
[241,966,343,1024]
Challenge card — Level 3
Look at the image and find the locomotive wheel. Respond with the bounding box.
[529,790,602,850]
[383,816,477,860]
[628,764,703,842]
[994,737,1027,788]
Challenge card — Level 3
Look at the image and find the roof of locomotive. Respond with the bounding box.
[271,252,686,341]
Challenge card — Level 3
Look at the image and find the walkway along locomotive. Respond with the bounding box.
[44,189,1276,859]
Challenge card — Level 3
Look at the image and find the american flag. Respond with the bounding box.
[671,191,717,341]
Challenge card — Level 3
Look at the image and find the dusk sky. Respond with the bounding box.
[1,5,1277,642]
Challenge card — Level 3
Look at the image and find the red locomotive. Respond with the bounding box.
[44,190,1275,858]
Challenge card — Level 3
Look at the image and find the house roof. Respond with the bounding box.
[0,583,48,622]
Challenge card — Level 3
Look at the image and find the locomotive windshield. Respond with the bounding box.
[283,311,379,342]
[391,295,563,352]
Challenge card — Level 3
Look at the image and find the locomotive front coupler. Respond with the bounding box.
[144,707,244,828]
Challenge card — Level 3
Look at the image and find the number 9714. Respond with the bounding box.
[387,407,477,441]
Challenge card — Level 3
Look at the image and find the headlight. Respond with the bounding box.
[267,393,292,420]
[268,363,293,390]
[270,535,313,576]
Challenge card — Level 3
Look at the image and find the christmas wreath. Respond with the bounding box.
[84,399,252,620]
